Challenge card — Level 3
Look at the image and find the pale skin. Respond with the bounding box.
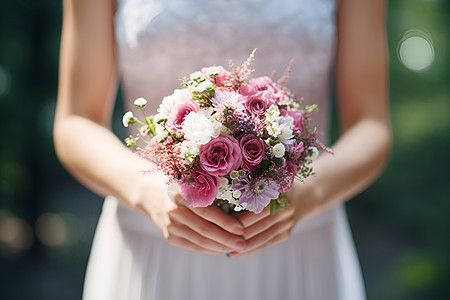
[54,0,390,257]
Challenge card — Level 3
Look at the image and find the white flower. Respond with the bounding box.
[219,190,233,201]
[180,140,200,162]
[220,177,230,189]
[278,123,294,141]
[122,111,135,127]
[182,109,215,145]
[265,105,280,123]
[194,80,213,92]
[272,143,286,158]
[153,113,168,141]
[190,71,205,81]
[234,202,247,212]
[156,129,168,142]
[230,170,240,179]
[266,121,281,137]
[202,66,223,77]
[232,189,242,198]
[212,90,243,107]
[306,146,319,160]
[211,121,223,138]
[157,88,190,115]
[133,97,147,108]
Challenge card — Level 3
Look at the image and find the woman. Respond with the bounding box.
[54,0,390,299]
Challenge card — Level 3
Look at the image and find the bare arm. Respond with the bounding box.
[231,0,391,257]
[54,0,245,254]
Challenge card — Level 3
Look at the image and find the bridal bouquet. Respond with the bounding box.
[122,51,330,214]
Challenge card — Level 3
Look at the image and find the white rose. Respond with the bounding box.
[133,97,147,108]
[272,143,286,158]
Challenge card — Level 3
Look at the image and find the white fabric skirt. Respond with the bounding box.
[82,196,366,300]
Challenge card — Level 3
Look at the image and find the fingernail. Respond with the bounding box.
[228,251,240,258]
[225,253,230,257]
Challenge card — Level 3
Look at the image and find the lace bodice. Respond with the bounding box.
[115,0,337,140]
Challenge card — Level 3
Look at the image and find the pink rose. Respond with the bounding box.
[166,99,199,132]
[240,134,266,172]
[278,161,298,193]
[199,134,241,176]
[282,108,305,134]
[201,66,230,87]
[179,168,220,207]
[243,92,275,118]
[238,84,257,96]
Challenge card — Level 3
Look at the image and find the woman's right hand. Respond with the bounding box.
[132,178,247,255]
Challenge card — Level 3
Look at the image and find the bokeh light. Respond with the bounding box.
[35,212,83,247]
[0,210,34,254]
[397,29,435,72]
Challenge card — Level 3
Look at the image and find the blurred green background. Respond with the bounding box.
[0,0,449,299]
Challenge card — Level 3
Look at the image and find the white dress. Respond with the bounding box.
[83,0,367,299]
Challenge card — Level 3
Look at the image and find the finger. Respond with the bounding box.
[173,193,189,207]
[168,221,238,253]
[171,207,246,250]
[189,205,245,235]
[166,234,224,255]
[230,218,293,257]
[232,205,271,228]
[229,231,290,258]
[242,209,293,240]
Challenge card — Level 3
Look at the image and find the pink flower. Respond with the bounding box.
[179,168,220,207]
[282,108,305,134]
[238,84,257,96]
[292,141,305,161]
[211,89,244,108]
[249,76,289,104]
[199,134,241,176]
[166,99,199,132]
[240,134,266,172]
[249,76,275,92]
[277,161,298,193]
[243,92,275,118]
[201,66,230,87]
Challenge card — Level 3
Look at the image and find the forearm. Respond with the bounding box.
[291,118,391,213]
[53,114,166,206]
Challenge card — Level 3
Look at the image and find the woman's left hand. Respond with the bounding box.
[228,204,294,258]
[228,182,323,258]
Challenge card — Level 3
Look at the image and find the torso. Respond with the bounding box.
[115,0,337,139]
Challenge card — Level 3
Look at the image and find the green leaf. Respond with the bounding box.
[305,104,319,113]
